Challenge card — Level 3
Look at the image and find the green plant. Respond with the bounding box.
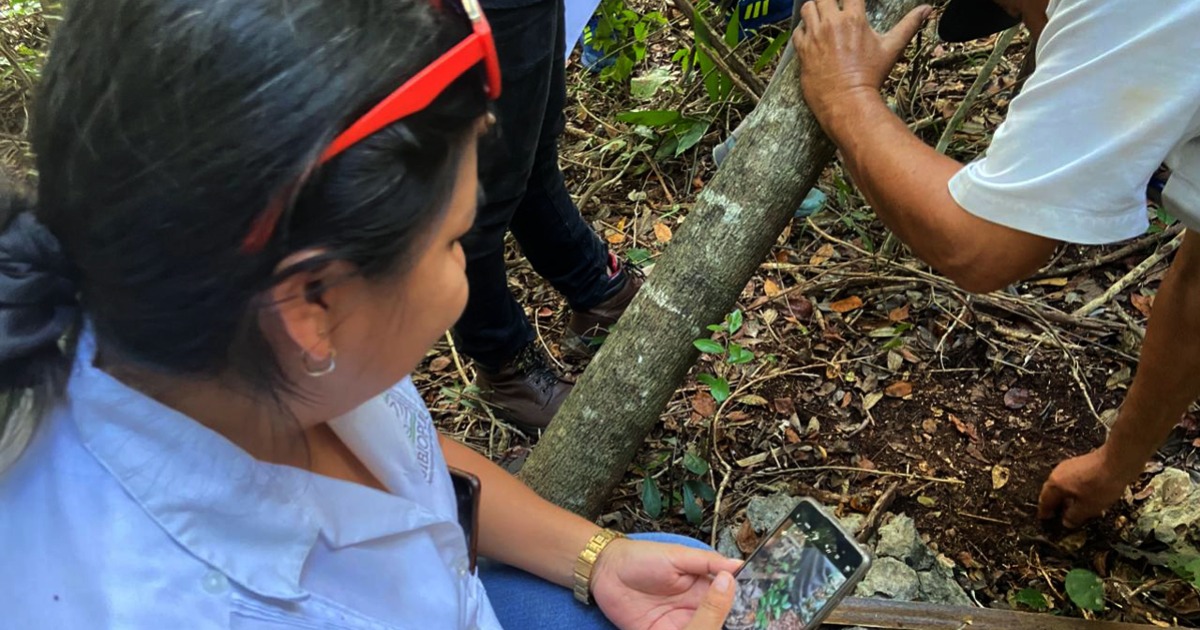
[1064,569,1105,612]
[639,445,715,525]
[589,0,667,83]
[757,574,796,627]
[1168,555,1200,589]
[1011,588,1051,611]
[616,109,711,160]
[869,322,913,351]
[694,309,754,403]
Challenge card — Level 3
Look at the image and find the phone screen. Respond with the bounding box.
[725,501,867,630]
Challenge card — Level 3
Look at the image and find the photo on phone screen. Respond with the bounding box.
[725,500,869,630]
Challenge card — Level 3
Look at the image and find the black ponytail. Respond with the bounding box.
[0,180,78,470]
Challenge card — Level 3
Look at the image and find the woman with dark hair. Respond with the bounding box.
[0,1,738,627]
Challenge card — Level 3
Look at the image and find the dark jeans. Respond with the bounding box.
[453,0,610,371]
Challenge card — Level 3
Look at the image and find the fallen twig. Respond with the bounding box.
[935,27,1019,154]
[784,465,964,485]
[857,482,901,544]
[1071,232,1183,317]
[1030,224,1183,280]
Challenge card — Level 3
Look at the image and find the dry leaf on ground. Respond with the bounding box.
[653,222,673,243]
[830,296,864,314]
[992,465,1011,490]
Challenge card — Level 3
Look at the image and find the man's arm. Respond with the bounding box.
[819,90,1058,292]
[792,0,1056,293]
[1040,229,1200,526]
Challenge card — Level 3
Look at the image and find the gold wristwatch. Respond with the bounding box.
[573,528,626,604]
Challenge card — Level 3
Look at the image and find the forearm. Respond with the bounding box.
[440,435,600,588]
[1102,231,1200,475]
[821,91,1056,292]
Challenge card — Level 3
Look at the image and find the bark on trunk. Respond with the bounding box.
[519,0,924,518]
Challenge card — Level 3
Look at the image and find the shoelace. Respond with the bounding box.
[513,345,562,394]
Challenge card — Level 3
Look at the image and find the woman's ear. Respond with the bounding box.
[267,251,339,366]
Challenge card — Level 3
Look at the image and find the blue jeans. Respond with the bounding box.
[453,0,611,370]
[479,532,711,629]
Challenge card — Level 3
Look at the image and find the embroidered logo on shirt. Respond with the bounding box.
[385,387,436,484]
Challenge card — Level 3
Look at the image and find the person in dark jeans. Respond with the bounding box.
[455,0,641,432]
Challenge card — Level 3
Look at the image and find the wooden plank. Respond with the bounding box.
[825,598,1191,630]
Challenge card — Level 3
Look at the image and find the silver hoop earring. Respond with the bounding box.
[302,348,337,377]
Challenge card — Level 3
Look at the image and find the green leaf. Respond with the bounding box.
[683,451,710,476]
[641,475,663,519]
[617,109,684,127]
[633,20,649,41]
[674,120,710,157]
[1065,569,1105,612]
[687,479,717,502]
[723,6,740,47]
[696,374,731,402]
[654,136,680,162]
[1014,588,1050,611]
[693,339,725,354]
[706,323,725,332]
[727,309,744,335]
[1167,555,1200,588]
[626,248,652,266]
[754,31,791,72]
[682,482,703,524]
[727,343,755,365]
[629,66,674,101]
[694,48,731,103]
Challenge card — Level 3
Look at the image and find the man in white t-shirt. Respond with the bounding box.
[791,0,1200,528]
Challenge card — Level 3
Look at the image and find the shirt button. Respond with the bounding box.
[202,570,229,595]
[456,558,471,578]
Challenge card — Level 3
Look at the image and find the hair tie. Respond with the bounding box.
[0,213,80,368]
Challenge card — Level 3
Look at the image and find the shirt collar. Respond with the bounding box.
[68,331,317,601]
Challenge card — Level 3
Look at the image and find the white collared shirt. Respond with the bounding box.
[948,0,1200,245]
[0,333,503,629]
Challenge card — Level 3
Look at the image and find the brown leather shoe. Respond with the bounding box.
[564,262,644,356]
[476,342,572,434]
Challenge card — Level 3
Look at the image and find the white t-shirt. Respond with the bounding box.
[0,332,503,629]
[947,0,1200,245]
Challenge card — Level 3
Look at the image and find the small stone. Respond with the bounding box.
[917,566,972,606]
[876,515,934,571]
[1130,467,1200,558]
[856,557,921,601]
[745,493,802,534]
[838,513,867,537]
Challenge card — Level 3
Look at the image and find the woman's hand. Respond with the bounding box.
[793,0,931,124]
[591,539,741,630]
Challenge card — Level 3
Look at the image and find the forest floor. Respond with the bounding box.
[3,0,1197,625]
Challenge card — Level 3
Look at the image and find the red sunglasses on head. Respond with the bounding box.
[241,0,501,254]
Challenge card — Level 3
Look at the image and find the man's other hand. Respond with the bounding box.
[793,0,931,124]
[1038,447,1136,529]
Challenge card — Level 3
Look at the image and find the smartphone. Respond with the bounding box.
[448,467,481,571]
[725,498,871,630]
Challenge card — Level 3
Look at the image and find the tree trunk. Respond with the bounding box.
[519,0,924,518]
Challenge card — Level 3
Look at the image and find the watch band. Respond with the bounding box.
[573,528,626,605]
